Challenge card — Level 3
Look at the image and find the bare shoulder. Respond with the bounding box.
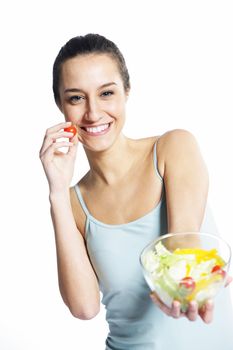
[137,135,164,178]
[157,128,199,163]
[158,128,197,144]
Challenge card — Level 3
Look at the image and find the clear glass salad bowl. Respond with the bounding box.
[139,232,231,312]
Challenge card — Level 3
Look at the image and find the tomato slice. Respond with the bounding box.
[64,125,77,136]
[211,265,226,278]
[179,277,196,292]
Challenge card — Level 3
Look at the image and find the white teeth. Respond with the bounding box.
[85,123,109,133]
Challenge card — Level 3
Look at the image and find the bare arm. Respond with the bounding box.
[160,129,209,234]
[49,190,100,320]
[150,129,214,322]
[39,122,100,320]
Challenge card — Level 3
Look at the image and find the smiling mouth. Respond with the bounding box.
[80,122,112,135]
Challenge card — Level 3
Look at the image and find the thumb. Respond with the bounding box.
[224,275,233,287]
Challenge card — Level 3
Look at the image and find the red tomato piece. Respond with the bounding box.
[179,277,196,292]
[211,265,226,278]
[64,125,77,136]
[211,265,221,273]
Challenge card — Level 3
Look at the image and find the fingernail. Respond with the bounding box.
[190,301,197,308]
[206,300,214,309]
[173,300,180,308]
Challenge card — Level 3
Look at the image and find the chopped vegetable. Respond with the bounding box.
[142,241,227,311]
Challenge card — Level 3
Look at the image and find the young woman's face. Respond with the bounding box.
[58,53,129,151]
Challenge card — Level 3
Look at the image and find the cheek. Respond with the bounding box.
[107,98,126,115]
[63,105,82,123]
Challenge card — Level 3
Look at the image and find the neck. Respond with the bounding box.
[84,133,137,186]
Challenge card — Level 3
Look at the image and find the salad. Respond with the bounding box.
[142,241,227,312]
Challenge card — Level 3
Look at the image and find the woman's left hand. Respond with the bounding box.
[150,275,233,323]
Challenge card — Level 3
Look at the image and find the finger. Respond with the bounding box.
[225,275,233,287]
[52,141,74,148]
[40,131,74,158]
[43,141,74,163]
[150,292,173,316]
[45,121,72,135]
[39,137,55,160]
[70,131,79,143]
[39,120,71,156]
[186,300,198,321]
[198,299,214,324]
[171,300,182,318]
[67,134,79,157]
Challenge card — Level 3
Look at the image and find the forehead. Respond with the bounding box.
[60,54,122,89]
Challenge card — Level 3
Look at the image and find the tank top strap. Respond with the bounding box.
[153,138,163,182]
[74,184,90,217]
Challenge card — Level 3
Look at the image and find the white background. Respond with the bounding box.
[0,0,233,349]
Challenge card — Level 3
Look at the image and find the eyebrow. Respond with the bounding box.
[64,82,117,94]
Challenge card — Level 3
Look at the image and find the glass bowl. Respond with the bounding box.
[139,232,231,312]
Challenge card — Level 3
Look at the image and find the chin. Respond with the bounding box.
[82,131,124,152]
[83,140,115,153]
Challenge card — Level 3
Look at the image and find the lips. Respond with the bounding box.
[81,122,111,130]
[80,122,112,136]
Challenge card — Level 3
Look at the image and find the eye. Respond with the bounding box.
[69,95,83,104]
[101,90,114,97]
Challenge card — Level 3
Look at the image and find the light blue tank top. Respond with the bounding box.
[74,140,233,350]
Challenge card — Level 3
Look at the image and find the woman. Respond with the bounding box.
[39,34,233,349]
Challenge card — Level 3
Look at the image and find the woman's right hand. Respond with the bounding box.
[39,121,79,194]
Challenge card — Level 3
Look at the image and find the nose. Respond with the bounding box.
[84,98,103,123]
